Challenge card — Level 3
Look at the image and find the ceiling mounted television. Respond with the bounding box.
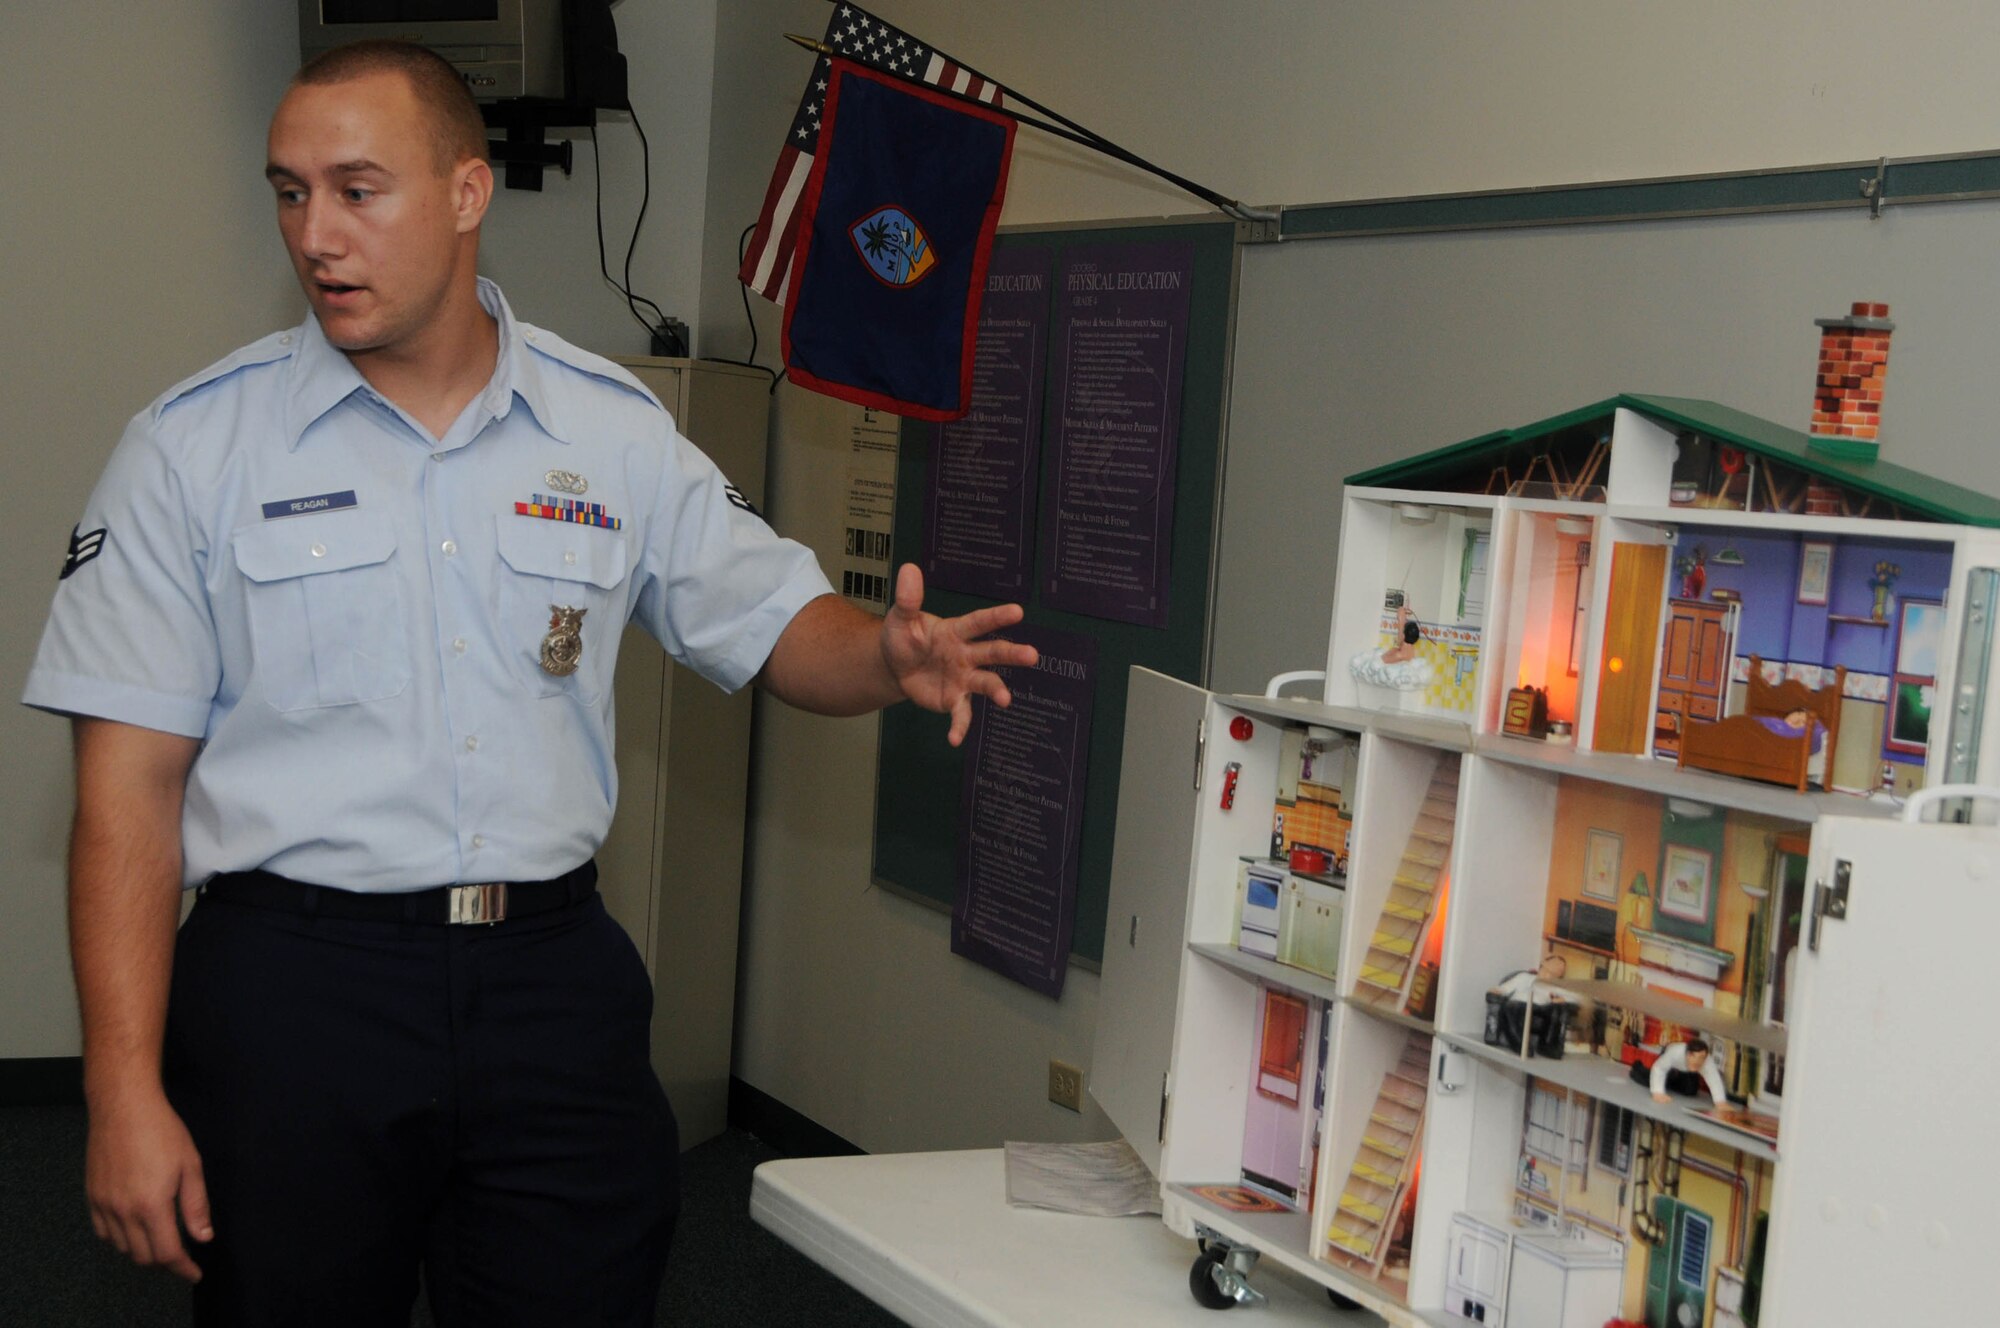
[297,0,565,102]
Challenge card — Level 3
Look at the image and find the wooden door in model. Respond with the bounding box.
[1592,543,1670,754]
[1653,599,1734,757]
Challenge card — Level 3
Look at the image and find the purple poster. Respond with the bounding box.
[951,622,1098,998]
[923,246,1053,600]
[1037,240,1195,627]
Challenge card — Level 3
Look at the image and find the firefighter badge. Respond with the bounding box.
[540,605,587,677]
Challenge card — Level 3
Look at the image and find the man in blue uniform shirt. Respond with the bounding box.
[23,40,1035,1327]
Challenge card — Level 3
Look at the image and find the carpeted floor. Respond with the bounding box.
[0,1105,902,1327]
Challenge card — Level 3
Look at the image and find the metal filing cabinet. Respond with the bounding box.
[599,357,773,1150]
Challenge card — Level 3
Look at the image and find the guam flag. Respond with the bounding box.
[781,59,1016,420]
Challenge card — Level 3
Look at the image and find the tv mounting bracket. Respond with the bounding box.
[481,99,594,192]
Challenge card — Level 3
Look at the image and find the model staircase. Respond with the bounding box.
[1352,762,1457,1012]
[1324,1032,1432,1276]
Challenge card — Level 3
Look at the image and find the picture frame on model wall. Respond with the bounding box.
[1583,830,1622,901]
[1659,845,1714,923]
[1796,540,1833,606]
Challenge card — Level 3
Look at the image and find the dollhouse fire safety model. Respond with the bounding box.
[1090,303,2000,1326]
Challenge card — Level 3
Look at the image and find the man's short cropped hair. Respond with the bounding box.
[295,40,489,173]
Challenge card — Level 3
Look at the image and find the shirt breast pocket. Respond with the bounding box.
[494,518,631,702]
[232,510,410,711]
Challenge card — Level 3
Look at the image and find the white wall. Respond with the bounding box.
[0,0,717,1059]
[705,0,2000,1154]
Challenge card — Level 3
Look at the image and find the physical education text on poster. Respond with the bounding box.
[952,622,1098,998]
[1037,240,1194,628]
[923,246,1052,600]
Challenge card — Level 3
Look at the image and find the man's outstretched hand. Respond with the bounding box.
[757,564,1040,744]
[880,564,1039,745]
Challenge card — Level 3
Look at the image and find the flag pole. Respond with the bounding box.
[816,0,1147,163]
[782,33,1272,223]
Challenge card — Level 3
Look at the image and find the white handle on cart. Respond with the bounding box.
[1901,784,2000,824]
[1263,670,1326,699]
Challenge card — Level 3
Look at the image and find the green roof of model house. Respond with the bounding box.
[1346,393,2000,527]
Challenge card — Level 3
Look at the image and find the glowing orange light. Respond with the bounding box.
[1421,872,1450,967]
[1608,657,1625,673]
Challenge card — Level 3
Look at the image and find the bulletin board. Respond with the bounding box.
[870,216,1239,966]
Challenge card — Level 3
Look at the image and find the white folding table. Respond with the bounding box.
[751,1149,1390,1327]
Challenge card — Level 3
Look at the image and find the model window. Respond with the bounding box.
[1525,1082,1587,1171]
[1596,1100,1634,1175]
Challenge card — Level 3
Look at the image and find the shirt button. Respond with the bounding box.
[279,333,293,345]
[464,736,480,753]
[441,539,458,557]
[310,542,327,558]
[452,637,468,655]
[471,834,486,850]
[524,330,538,343]
[431,452,446,463]
[563,550,578,566]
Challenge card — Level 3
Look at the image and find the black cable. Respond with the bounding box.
[620,104,663,332]
[592,111,779,379]
[588,120,666,341]
[716,224,779,385]
[737,224,763,371]
[670,223,778,384]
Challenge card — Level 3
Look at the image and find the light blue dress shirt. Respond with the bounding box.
[24,279,833,892]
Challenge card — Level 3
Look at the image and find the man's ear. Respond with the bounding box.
[454,156,495,235]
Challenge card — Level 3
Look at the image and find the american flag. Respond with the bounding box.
[738,4,1002,304]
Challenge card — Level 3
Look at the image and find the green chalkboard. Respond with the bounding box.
[871,218,1237,967]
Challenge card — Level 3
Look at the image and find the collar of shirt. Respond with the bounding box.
[280,277,573,452]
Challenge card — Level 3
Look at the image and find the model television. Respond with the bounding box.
[297,1,565,101]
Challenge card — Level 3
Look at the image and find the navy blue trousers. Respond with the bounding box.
[161,889,680,1327]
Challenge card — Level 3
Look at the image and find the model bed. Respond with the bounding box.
[1676,655,1845,792]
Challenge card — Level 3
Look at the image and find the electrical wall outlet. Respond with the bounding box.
[1048,1059,1084,1112]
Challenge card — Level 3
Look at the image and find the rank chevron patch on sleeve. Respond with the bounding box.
[60,524,106,580]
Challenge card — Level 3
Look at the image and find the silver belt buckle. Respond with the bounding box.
[448,882,508,925]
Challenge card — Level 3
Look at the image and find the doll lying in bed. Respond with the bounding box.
[1677,658,1843,791]
[1760,709,1826,752]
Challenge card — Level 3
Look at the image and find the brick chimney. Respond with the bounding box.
[1809,301,1893,460]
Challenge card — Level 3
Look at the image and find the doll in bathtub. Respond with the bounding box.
[1349,600,1436,690]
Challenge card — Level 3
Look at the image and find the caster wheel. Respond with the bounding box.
[1327,1288,1364,1311]
[1189,1251,1238,1310]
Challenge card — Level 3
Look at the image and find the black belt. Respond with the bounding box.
[199,860,598,926]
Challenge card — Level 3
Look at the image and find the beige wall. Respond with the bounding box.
[699,0,2000,363]
[13,0,2000,1155]
[0,2,300,1059]
[0,1,718,1059]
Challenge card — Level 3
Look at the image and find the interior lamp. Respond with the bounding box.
[1619,870,1653,956]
